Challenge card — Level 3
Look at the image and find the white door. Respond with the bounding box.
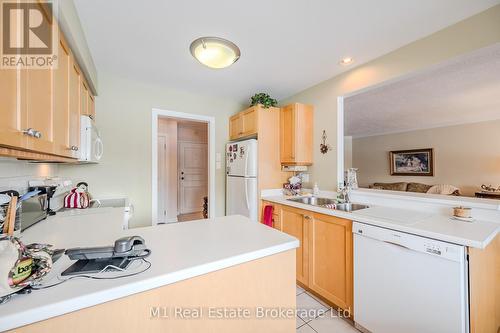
[178,142,208,214]
[226,176,258,221]
[157,136,167,223]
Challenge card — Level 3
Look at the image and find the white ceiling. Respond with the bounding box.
[74,0,500,104]
[344,43,500,138]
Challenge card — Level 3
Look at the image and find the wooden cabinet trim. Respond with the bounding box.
[0,146,76,162]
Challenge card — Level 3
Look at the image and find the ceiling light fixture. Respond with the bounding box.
[190,37,241,69]
[339,57,354,66]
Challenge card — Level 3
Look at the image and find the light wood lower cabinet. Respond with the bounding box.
[281,205,310,286]
[468,234,500,333]
[260,200,282,230]
[308,213,352,310]
[261,201,353,313]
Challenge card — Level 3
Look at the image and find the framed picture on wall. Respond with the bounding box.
[389,148,434,176]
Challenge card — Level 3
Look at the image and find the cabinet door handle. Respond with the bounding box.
[304,215,312,220]
[70,146,79,151]
[22,128,36,137]
[33,130,42,139]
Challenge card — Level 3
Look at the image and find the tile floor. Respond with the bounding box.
[296,285,359,333]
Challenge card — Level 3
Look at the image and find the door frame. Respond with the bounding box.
[151,108,215,224]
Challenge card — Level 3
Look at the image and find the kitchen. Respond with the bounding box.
[1,1,500,333]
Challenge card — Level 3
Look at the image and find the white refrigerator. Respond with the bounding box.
[226,139,258,221]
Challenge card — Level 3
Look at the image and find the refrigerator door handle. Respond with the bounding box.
[244,148,248,176]
[244,179,250,210]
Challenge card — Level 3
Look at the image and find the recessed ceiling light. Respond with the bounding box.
[190,37,241,69]
[339,57,354,66]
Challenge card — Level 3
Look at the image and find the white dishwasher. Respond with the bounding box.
[353,222,469,333]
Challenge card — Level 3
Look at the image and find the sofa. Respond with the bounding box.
[369,182,460,195]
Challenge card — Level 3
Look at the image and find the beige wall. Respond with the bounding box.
[59,72,243,227]
[280,5,500,190]
[352,120,500,196]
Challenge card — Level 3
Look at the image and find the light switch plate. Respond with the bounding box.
[216,161,221,170]
[216,152,221,162]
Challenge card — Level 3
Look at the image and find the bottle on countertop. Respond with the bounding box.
[313,182,320,196]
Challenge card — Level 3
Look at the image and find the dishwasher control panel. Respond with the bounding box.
[353,221,465,263]
[424,243,442,256]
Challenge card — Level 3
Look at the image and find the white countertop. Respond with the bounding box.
[262,194,499,249]
[0,210,298,332]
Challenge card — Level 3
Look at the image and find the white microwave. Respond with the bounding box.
[79,115,103,163]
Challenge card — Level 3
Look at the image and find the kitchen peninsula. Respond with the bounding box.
[0,212,298,333]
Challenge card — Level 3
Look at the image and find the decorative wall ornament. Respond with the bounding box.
[319,130,332,154]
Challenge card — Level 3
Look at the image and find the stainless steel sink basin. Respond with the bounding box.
[286,197,369,212]
[287,197,337,206]
[334,203,369,212]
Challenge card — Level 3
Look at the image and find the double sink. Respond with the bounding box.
[287,196,368,212]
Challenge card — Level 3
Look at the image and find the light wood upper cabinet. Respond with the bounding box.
[88,94,95,119]
[229,114,243,140]
[280,103,313,165]
[80,79,95,119]
[69,62,81,158]
[0,21,95,161]
[0,69,25,149]
[229,106,260,140]
[241,107,258,137]
[21,66,54,154]
[308,213,353,311]
[80,80,89,117]
[281,205,310,286]
[53,37,71,157]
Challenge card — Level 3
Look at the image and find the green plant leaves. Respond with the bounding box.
[250,93,278,108]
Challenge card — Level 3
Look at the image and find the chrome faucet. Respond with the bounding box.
[338,186,351,203]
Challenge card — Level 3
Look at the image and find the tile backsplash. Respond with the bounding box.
[0,157,59,193]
